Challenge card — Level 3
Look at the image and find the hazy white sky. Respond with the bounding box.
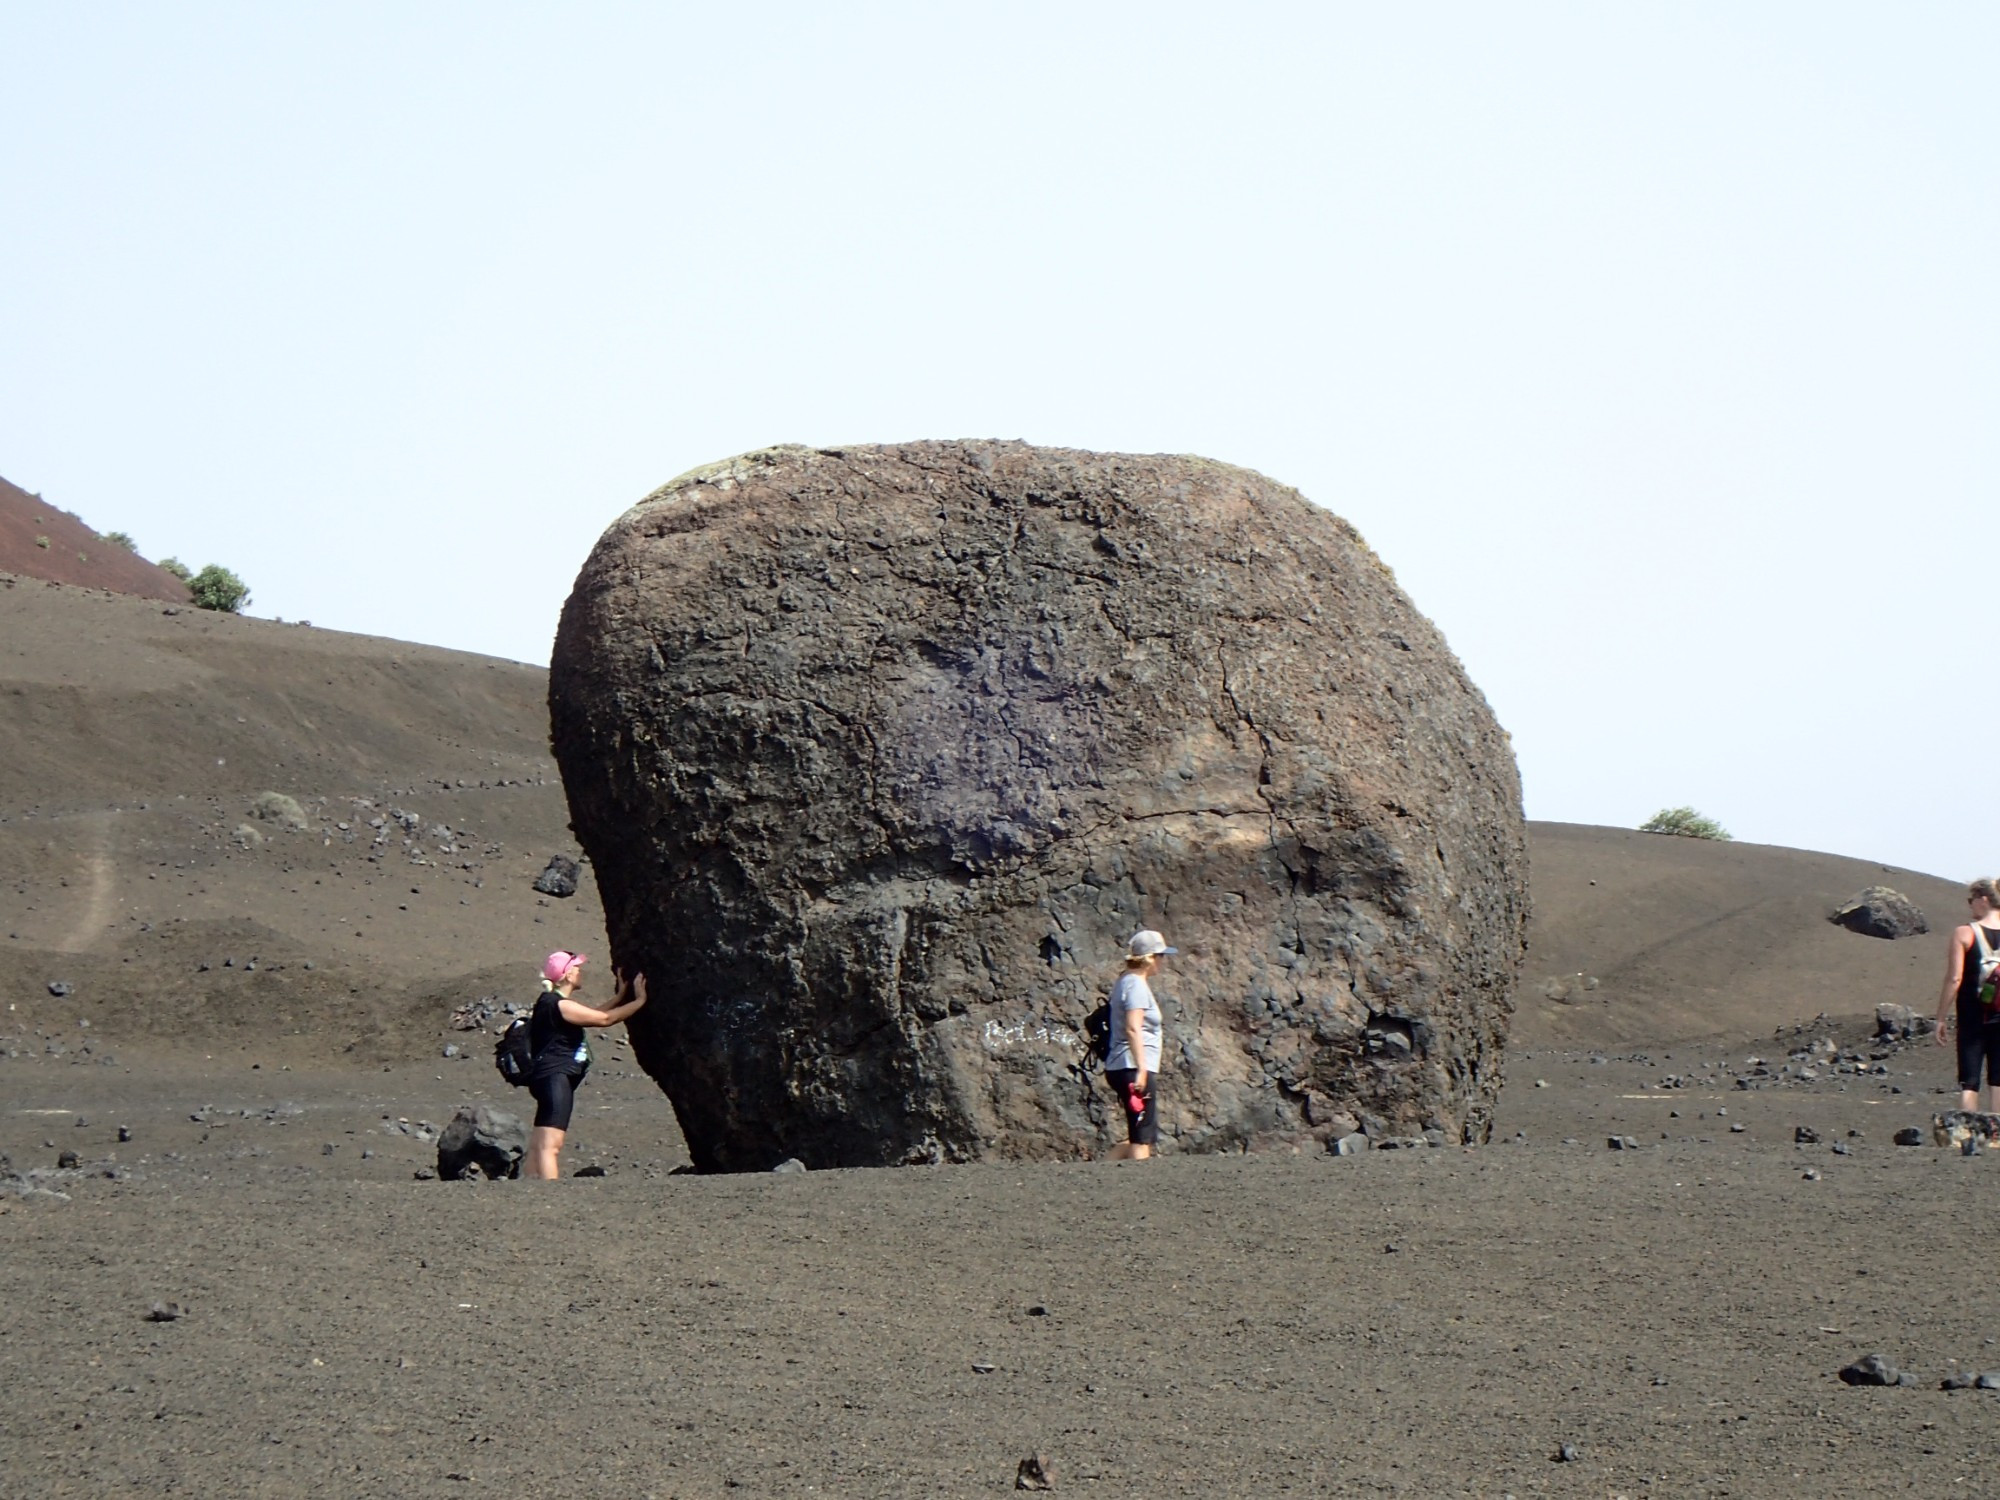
[4,4,1995,879]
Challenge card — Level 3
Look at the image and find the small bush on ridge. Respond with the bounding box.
[1640,806,1731,841]
[103,531,138,552]
[158,557,192,581]
[188,564,251,614]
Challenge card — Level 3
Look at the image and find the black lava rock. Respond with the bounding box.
[1832,887,1929,940]
[1838,1353,1902,1386]
[435,1105,527,1180]
[550,442,1529,1169]
[531,855,580,899]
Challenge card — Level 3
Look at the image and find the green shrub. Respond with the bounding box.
[188,564,251,614]
[34,535,49,549]
[1639,806,1731,841]
[103,531,138,552]
[158,557,192,582]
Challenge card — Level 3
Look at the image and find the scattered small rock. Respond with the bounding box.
[1795,1126,1820,1144]
[1331,1133,1369,1157]
[1802,1168,1822,1180]
[531,855,581,898]
[1554,1443,1581,1463]
[47,980,73,997]
[56,1150,78,1169]
[772,1158,808,1175]
[572,1164,606,1177]
[1838,1353,1905,1385]
[1831,1141,1852,1156]
[972,1360,997,1374]
[1894,1127,1924,1147]
[1015,1453,1055,1491]
[1607,1135,1639,1151]
[117,1126,132,1143]
[145,1301,184,1322]
[436,1105,527,1180]
[1729,1123,1747,1133]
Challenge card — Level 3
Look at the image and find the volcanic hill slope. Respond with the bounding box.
[1,574,1992,1498]
[0,475,193,602]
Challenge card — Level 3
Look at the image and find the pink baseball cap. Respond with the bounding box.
[542,950,587,983]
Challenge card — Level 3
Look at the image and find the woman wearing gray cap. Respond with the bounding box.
[1104,928,1175,1160]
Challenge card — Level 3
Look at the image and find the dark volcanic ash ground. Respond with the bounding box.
[1,575,1990,1497]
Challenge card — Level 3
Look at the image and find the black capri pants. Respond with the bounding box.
[529,1069,583,1130]
[1105,1067,1158,1146]
[1958,1006,2000,1093]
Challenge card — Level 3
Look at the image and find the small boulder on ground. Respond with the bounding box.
[1831,887,1928,940]
[249,792,311,833]
[1932,1111,2000,1148]
[531,855,580,898]
[436,1105,527,1180]
[1875,1003,1933,1040]
[1838,1353,1910,1386]
[1015,1453,1055,1491]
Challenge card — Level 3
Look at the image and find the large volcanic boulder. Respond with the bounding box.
[550,442,1527,1170]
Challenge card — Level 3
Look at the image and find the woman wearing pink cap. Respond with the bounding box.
[524,950,648,1180]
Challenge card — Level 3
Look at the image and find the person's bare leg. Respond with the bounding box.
[1966,1088,1984,1113]
[1109,1142,1152,1161]
[527,1125,565,1179]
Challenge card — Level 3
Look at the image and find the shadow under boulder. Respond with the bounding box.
[550,442,1529,1169]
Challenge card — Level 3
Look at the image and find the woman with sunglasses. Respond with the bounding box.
[1936,880,2000,1113]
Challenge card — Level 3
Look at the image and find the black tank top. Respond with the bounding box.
[1959,926,2000,1013]
[529,991,589,1076]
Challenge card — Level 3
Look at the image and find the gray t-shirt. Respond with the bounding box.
[1104,971,1162,1073]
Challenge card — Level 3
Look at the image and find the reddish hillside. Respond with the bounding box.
[0,474,192,602]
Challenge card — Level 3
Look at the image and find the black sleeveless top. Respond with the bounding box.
[529,991,589,1077]
[1959,926,2000,1016]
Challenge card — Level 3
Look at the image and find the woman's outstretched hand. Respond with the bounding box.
[630,972,648,1009]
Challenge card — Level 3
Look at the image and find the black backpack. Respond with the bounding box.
[1081,998,1111,1069]
[494,1015,535,1086]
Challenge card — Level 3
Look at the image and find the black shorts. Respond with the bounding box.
[529,1069,583,1130]
[1958,1010,2000,1092]
[1105,1067,1158,1146]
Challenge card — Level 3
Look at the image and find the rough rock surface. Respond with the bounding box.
[1831,887,1928,940]
[435,1105,525,1180]
[550,442,1528,1170]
